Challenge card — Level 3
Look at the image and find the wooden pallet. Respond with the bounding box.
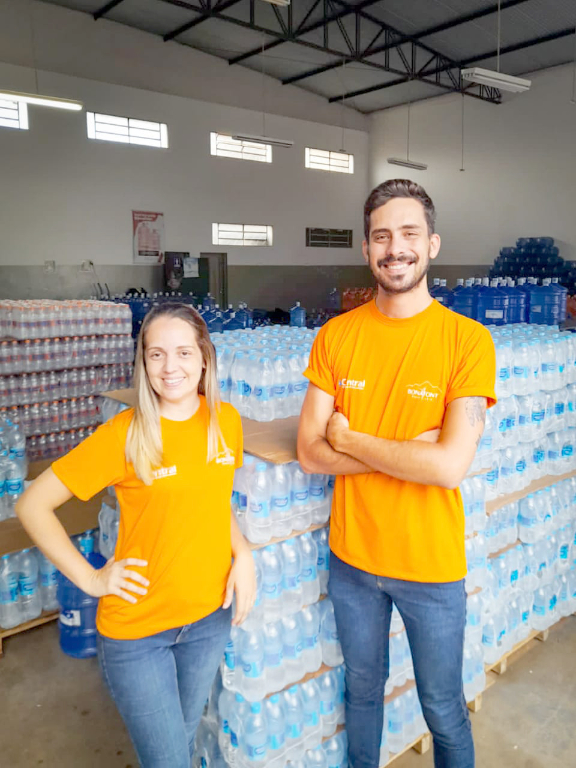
[485,626,551,676]
[466,670,497,713]
[0,610,58,656]
[385,731,432,765]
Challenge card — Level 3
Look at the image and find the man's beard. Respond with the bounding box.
[369,249,431,296]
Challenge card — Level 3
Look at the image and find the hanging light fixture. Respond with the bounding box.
[0,89,83,111]
[387,101,428,171]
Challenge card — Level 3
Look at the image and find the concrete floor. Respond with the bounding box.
[0,618,574,768]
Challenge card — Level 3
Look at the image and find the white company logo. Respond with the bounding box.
[216,450,236,466]
[406,381,442,402]
[152,465,177,480]
[338,378,366,391]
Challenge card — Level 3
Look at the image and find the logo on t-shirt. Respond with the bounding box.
[153,465,177,480]
[406,381,442,402]
[337,378,366,391]
[215,450,235,466]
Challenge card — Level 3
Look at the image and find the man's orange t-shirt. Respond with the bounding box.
[52,397,243,640]
[304,299,496,583]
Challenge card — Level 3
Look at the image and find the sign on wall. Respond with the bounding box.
[132,210,165,264]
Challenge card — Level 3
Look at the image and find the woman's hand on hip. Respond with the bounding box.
[223,550,256,626]
[86,557,149,604]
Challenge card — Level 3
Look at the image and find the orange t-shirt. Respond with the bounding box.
[304,299,496,583]
[52,397,243,639]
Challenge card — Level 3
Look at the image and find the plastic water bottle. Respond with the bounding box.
[263,620,285,694]
[260,546,284,622]
[378,714,390,767]
[309,474,329,525]
[320,600,343,667]
[246,463,273,544]
[323,733,345,768]
[17,548,42,622]
[283,685,306,759]
[282,614,305,682]
[299,604,323,674]
[253,357,275,422]
[299,533,320,606]
[98,501,119,560]
[272,355,290,420]
[314,528,330,595]
[265,694,287,764]
[291,465,312,532]
[386,695,406,754]
[270,464,293,538]
[229,693,248,760]
[36,550,59,612]
[218,687,235,760]
[243,702,268,767]
[239,629,267,701]
[300,679,323,749]
[280,539,304,615]
[222,627,238,689]
[317,669,339,738]
[0,554,22,629]
[230,351,248,415]
[389,631,407,689]
[304,746,328,768]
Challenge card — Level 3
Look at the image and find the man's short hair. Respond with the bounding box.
[364,179,436,240]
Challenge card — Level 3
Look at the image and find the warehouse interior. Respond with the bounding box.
[1,1,576,767]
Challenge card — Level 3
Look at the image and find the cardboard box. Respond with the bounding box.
[0,459,105,557]
[103,389,300,464]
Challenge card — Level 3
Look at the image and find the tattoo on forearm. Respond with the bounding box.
[465,397,487,427]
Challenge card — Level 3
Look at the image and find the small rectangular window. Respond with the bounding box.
[306,228,353,248]
[305,147,354,174]
[0,99,29,131]
[212,223,273,247]
[87,112,168,148]
[210,132,272,163]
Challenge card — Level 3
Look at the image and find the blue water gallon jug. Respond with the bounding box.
[477,279,509,325]
[452,279,477,319]
[527,280,563,326]
[57,538,106,659]
[434,279,453,307]
[504,280,527,324]
[550,278,567,323]
[290,302,307,328]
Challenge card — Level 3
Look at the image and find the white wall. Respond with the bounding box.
[369,64,576,266]
[0,1,369,269]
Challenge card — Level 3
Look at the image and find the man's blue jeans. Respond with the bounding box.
[97,606,231,768]
[329,553,473,768]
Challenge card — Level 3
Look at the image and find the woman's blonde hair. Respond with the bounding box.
[125,303,228,484]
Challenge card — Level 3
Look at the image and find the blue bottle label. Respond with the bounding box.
[555,403,565,415]
[243,382,252,397]
[230,730,239,748]
[287,722,303,739]
[250,500,270,518]
[224,647,235,670]
[231,490,239,506]
[283,641,303,659]
[305,710,319,727]
[560,544,569,560]
[511,569,519,584]
[19,575,37,596]
[516,460,527,474]
[272,384,287,398]
[239,493,247,511]
[562,445,574,458]
[263,582,281,597]
[236,380,245,394]
[499,367,510,381]
[534,450,545,464]
[301,565,317,582]
[317,555,327,570]
[293,490,309,506]
[548,450,560,461]
[284,574,300,590]
[482,633,494,646]
[41,570,58,587]
[304,634,319,648]
[294,381,307,393]
[519,414,528,426]
[242,660,264,678]
[245,743,267,760]
[498,419,507,433]
[310,486,325,499]
[388,719,403,734]
[265,651,282,668]
[549,595,557,611]
[222,719,230,735]
[271,495,290,510]
[254,386,271,402]
[533,604,546,616]
[513,366,528,379]
[320,699,335,715]
[6,478,23,495]
[532,410,545,423]
[0,576,18,604]
[522,610,530,624]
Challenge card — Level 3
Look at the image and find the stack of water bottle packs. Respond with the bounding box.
[0,528,97,631]
[233,456,334,545]
[212,325,315,422]
[0,416,28,522]
[0,300,134,461]
[468,323,576,489]
[490,237,572,283]
[432,276,567,327]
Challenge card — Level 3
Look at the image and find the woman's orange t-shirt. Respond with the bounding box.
[52,397,243,640]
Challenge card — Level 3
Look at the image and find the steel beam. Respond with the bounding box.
[93,0,125,20]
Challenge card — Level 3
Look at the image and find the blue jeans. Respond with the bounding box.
[329,553,473,768]
[97,607,231,768]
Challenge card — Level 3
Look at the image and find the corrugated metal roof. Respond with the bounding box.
[40,0,576,112]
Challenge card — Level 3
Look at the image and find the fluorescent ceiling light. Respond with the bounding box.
[232,133,294,148]
[0,89,83,111]
[461,67,531,93]
[260,0,290,6]
[387,157,428,171]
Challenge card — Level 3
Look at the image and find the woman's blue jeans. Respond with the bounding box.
[329,553,474,768]
[97,606,231,768]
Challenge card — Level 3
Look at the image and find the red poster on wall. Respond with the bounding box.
[132,210,165,264]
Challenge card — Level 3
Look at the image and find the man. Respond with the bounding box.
[297,179,496,768]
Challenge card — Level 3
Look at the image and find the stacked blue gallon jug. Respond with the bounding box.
[432,277,567,327]
[490,237,575,285]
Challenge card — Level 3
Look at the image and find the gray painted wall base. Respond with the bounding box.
[0,263,490,309]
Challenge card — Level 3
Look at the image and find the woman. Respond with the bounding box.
[16,303,256,767]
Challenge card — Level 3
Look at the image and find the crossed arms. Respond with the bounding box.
[297,383,487,490]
